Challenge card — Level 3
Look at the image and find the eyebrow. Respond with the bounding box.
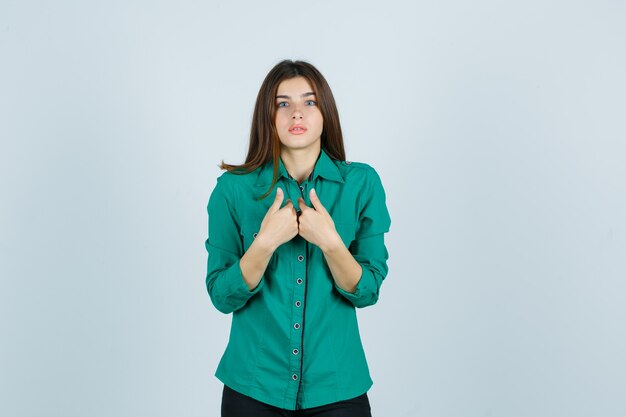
[275,92,316,99]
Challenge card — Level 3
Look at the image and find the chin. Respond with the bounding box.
[280,137,320,149]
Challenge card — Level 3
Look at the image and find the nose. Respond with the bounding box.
[291,102,303,119]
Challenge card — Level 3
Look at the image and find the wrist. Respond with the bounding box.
[321,232,344,255]
[253,233,278,254]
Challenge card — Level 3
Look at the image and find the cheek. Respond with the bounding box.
[276,112,290,126]
[313,114,324,130]
[311,109,323,123]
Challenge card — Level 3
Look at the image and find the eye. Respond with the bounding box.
[305,100,317,106]
[277,101,288,107]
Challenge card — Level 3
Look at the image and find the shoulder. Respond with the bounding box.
[338,159,371,171]
[209,168,259,211]
[209,170,257,207]
[336,159,385,187]
[215,167,260,189]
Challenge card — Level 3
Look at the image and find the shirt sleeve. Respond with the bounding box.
[205,176,264,314]
[334,167,392,308]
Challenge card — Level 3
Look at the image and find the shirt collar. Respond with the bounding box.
[255,148,345,187]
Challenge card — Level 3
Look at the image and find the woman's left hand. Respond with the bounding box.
[297,188,343,253]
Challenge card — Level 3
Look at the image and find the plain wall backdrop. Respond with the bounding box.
[1,1,625,416]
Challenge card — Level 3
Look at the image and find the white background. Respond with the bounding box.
[1,1,625,416]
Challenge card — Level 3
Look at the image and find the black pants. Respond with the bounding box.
[221,384,372,417]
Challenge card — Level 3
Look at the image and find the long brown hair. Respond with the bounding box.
[219,59,346,200]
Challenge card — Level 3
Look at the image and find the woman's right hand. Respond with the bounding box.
[256,187,299,251]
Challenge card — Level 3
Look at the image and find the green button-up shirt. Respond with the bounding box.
[205,148,391,410]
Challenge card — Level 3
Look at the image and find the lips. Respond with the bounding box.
[288,125,307,134]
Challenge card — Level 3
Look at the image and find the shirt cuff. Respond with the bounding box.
[214,259,265,311]
[334,265,377,307]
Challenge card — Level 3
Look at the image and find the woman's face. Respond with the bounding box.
[274,76,323,152]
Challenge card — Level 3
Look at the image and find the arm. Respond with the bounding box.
[240,235,276,291]
[331,233,389,308]
[327,168,392,308]
[322,240,362,294]
[205,178,273,314]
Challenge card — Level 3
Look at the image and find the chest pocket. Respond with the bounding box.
[334,222,356,249]
[241,219,279,269]
[241,219,262,253]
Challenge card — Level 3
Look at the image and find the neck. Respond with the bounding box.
[280,145,320,185]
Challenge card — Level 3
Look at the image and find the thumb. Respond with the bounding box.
[309,188,327,214]
[270,187,284,212]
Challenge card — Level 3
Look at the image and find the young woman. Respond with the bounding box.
[205,59,391,417]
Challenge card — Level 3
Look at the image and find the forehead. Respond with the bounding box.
[276,76,315,96]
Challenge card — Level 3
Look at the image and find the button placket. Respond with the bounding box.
[288,176,311,400]
[288,234,307,393]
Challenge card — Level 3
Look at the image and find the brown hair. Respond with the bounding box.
[219,59,346,200]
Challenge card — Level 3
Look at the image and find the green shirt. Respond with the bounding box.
[204,148,391,410]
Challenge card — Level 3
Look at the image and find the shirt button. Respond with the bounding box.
[294,323,300,330]
[253,232,258,238]
[293,348,299,355]
[292,374,298,380]
[299,185,304,191]
[297,255,304,261]
[295,301,301,307]
[296,278,303,285]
